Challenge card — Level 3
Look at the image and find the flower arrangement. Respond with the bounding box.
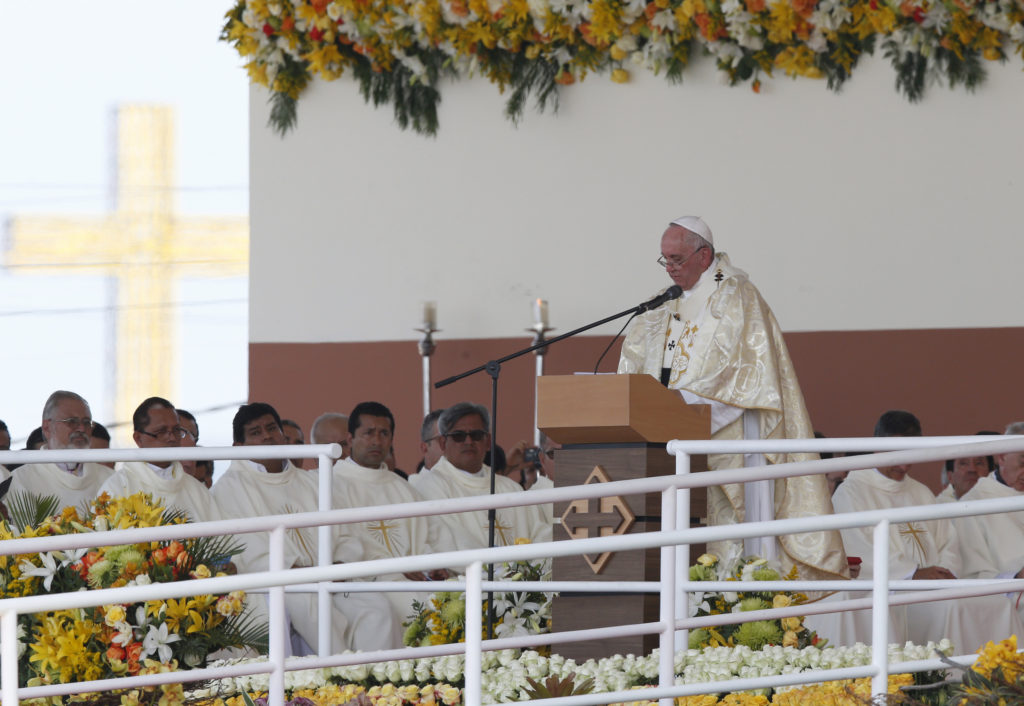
[686,553,819,651]
[186,639,954,704]
[402,553,552,647]
[1,491,267,706]
[219,0,1024,136]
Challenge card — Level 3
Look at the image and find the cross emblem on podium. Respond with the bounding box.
[560,465,636,574]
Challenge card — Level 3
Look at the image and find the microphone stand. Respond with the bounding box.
[434,301,654,638]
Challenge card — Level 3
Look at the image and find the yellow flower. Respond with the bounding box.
[772,594,791,609]
[781,616,802,631]
[697,554,717,567]
[104,604,127,626]
[782,629,799,647]
[611,68,630,83]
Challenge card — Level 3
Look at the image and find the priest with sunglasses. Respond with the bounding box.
[409,402,548,550]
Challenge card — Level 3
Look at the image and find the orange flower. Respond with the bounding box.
[792,0,816,18]
[744,0,766,12]
[281,16,295,32]
[107,645,126,661]
[165,541,184,560]
[555,69,575,84]
[126,642,144,663]
[311,0,330,13]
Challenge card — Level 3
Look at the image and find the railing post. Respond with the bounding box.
[660,483,677,706]
[317,450,334,656]
[674,450,691,651]
[465,561,483,706]
[269,525,287,706]
[871,520,890,698]
[2,610,18,706]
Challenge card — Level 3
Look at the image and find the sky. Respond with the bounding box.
[0,1,250,454]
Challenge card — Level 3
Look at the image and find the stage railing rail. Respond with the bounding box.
[0,434,1021,706]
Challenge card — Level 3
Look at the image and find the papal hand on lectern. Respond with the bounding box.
[617,215,847,581]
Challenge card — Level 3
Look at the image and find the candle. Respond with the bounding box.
[423,301,436,329]
[533,298,548,328]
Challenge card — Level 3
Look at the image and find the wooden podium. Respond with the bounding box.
[537,374,711,660]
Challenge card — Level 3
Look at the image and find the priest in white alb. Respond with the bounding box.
[617,216,845,581]
[331,401,455,624]
[409,402,548,550]
[830,410,1023,651]
[213,402,400,653]
[954,422,1024,620]
[8,390,113,510]
[98,397,222,523]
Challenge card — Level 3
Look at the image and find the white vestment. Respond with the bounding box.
[934,485,957,503]
[213,460,399,652]
[955,476,1024,583]
[99,461,222,523]
[617,253,846,581]
[0,465,10,482]
[409,458,548,550]
[332,458,457,623]
[9,462,114,511]
[830,468,1023,651]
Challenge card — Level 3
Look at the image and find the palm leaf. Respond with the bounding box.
[6,491,62,530]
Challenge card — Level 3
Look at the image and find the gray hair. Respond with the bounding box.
[420,409,444,442]
[310,413,348,444]
[438,402,490,436]
[42,390,90,421]
[1005,421,1024,436]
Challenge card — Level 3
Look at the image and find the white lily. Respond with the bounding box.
[142,623,180,663]
[19,552,60,591]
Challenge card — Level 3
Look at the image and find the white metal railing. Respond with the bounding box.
[0,435,1021,705]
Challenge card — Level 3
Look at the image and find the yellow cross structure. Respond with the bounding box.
[3,104,248,431]
[483,516,515,546]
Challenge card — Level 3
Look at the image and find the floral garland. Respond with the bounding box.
[402,554,552,648]
[2,492,266,706]
[186,639,955,704]
[219,0,1024,136]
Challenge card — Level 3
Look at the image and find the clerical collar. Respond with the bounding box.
[147,462,176,481]
[994,469,1008,487]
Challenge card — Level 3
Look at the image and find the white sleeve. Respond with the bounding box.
[678,390,744,433]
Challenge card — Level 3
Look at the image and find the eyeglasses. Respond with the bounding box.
[657,246,706,270]
[52,417,94,430]
[445,430,488,442]
[138,426,188,441]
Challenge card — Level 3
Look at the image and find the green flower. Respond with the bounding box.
[690,565,715,581]
[752,567,780,581]
[738,597,770,612]
[733,620,783,650]
[688,628,711,649]
[439,597,466,627]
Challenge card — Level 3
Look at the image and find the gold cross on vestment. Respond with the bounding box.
[483,516,515,546]
[368,519,399,556]
[3,104,248,436]
[899,522,928,557]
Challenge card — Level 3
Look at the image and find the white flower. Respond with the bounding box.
[19,552,60,591]
[142,623,180,663]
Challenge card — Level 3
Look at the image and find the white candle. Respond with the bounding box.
[533,298,548,327]
[423,301,436,329]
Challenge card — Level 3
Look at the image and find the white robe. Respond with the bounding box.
[617,253,845,580]
[332,457,457,622]
[98,461,222,523]
[409,457,548,550]
[8,462,114,511]
[213,460,399,653]
[955,476,1024,581]
[934,485,957,503]
[830,468,1023,652]
[529,474,555,543]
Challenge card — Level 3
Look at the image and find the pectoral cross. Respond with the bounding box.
[368,519,399,556]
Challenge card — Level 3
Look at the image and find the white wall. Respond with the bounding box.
[250,53,1023,344]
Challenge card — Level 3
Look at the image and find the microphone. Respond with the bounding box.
[637,285,683,313]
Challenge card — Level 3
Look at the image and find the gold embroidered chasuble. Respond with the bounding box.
[618,252,846,580]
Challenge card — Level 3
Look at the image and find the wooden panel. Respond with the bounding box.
[551,594,660,660]
[538,374,711,444]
